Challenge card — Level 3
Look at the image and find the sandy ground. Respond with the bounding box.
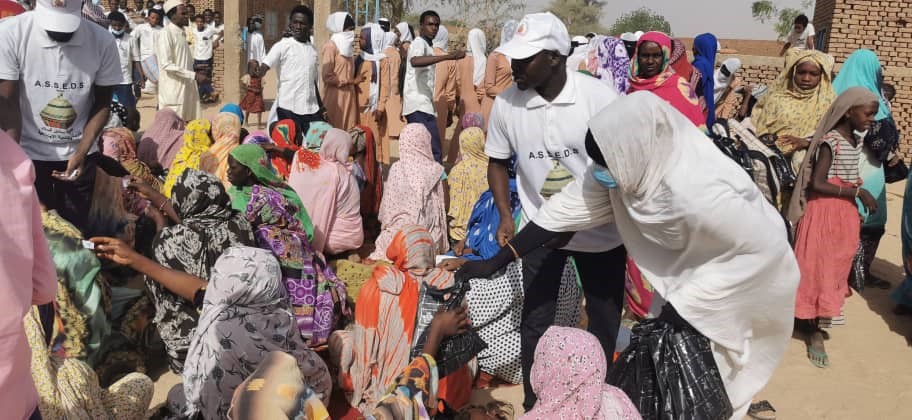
[137,75,912,419]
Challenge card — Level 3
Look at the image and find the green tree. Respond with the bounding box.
[609,7,672,35]
[548,0,607,35]
[751,0,813,40]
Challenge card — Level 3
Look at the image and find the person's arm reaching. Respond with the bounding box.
[411,49,465,68]
[0,80,21,142]
[488,158,514,246]
[91,236,206,302]
[53,85,114,180]
[779,42,792,56]
[806,34,816,50]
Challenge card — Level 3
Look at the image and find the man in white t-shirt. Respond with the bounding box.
[0,0,122,230]
[247,16,266,65]
[780,14,815,55]
[108,11,141,110]
[259,5,324,135]
[402,10,464,162]
[456,12,626,411]
[192,13,219,103]
[133,6,163,93]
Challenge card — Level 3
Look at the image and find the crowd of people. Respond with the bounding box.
[1,1,909,419]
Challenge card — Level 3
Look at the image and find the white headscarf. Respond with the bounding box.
[381,31,398,51]
[397,21,413,43]
[467,28,487,86]
[567,35,590,71]
[534,92,799,419]
[360,23,387,112]
[713,57,742,102]
[433,25,449,51]
[327,12,354,57]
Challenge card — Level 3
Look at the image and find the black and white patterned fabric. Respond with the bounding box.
[466,259,581,384]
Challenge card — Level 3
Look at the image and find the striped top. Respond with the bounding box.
[820,130,862,182]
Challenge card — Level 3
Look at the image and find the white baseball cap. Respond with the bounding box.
[496,12,571,60]
[34,0,82,33]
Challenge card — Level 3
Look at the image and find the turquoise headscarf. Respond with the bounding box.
[220,103,245,125]
[832,49,892,121]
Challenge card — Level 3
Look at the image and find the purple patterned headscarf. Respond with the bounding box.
[243,130,272,145]
[460,112,484,130]
[588,36,631,95]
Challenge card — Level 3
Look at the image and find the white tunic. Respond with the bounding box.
[155,21,201,121]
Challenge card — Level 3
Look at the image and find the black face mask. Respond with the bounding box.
[46,31,75,43]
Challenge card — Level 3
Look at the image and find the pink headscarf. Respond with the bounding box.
[138,108,186,170]
[369,124,447,261]
[522,327,642,420]
[288,128,364,255]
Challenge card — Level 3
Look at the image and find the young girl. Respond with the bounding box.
[790,87,880,368]
[240,59,266,128]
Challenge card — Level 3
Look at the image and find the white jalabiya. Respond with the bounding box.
[361,23,387,112]
[155,21,201,121]
[432,25,449,51]
[714,58,742,102]
[467,28,487,87]
[535,92,799,420]
[327,12,354,57]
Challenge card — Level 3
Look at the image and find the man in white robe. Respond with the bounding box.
[155,0,200,121]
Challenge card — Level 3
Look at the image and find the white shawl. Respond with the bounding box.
[467,28,487,86]
[535,92,799,420]
[714,58,742,102]
[397,21,413,43]
[327,12,354,57]
[360,23,387,112]
[433,25,449,52]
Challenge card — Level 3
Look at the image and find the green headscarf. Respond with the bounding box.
[227,144,314,240]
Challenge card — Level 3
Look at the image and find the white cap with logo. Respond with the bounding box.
[496,12,571,60]
[34,0,82,33]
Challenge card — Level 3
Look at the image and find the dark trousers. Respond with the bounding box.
[405,111,442,162]
[276,107,325,143]
[33,154,98,232]
[520,245,627,410]
[113,84,136,110]
[194,58,214,97]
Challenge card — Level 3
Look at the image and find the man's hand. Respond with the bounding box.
[51,152,86,181]
[449,49,466,60]
[496,218,515,247]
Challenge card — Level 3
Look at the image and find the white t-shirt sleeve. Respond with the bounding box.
[407,37,431,65]
[535,168,614,232]
[96,35,125,86]
[806,23,816,37]
[0,21,20,80]
[130,35,141,62]
[262,40,284,69]
[484,97,513,160]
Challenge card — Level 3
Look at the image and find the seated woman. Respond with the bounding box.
[628,32,706,131]
[285,127,363,255]
[162,119,214,197]
[245,186,349,347]
[458,92,800,419]
[522,326,640,419]
[138,108,186,174]
[200,110,243,187]
[226,144,315,241]
[101,127,162,191]
[349,125,383,242]
[149,169,255,373]
[447,127,488,245]
[713,58,751,121]
[89,240,331,420]
[330,225,473,414]
[368,124,448,261]
[24,308,154,420]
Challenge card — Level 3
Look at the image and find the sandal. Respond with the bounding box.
[806,345,829,368]
[748,400,777,420]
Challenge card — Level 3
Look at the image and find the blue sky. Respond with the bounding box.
[521,0,814,39]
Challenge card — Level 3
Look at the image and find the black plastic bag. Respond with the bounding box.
[608,310,733,420]
[849,242,866,293]
[411,281,487,378]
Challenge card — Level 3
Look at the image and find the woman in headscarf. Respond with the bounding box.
[832,49,898,290]
[244,186,349,347]
[396,21,413,53]
[713,58,748,121]
[368,124,447,261]
[356,23,388,161]
[199,111,243,187]
[668,38,695,82]
[379,31,404,165]
[628,32,706,131]
[788,87,880,368]
[287,127,364,255]
[24,308,153,420]
[243,130,271,145]
[304,121,332,152]
[482,20,517,131]
[226,144,315,240]
[691,32,718,126]
[219,103,245,125]
[322,12,360,130]
[522,327,641,420]
[162,119,213,197]
[587,35,630,94]
[458,92,801,419]
[181,247,331,419]
[330,225,472,414]
[752,49,836,172]
[102,127,162,191]
[448,28,487,163]
[447,127,489,243]
[891,169,912,313]
[151,169,255,372]
[268,118,302,178]
[137,108,186,173]
[349,125,384,239]
[432,25,459,151]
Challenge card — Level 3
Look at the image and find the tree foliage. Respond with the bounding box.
[750,0,813,40]
[548,0,607,35]
[609,7,672,36]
